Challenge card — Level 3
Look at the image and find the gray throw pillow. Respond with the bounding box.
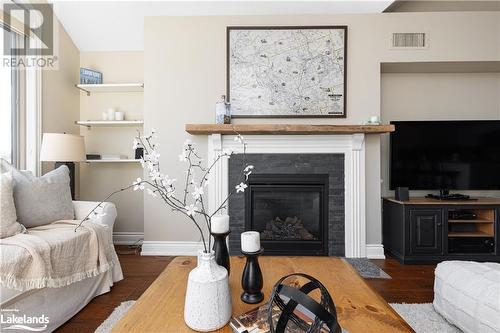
[1,160,74,227]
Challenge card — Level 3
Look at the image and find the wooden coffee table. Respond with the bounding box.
[113,256,414,332]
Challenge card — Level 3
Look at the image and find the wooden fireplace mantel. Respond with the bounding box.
[185,124,394,135]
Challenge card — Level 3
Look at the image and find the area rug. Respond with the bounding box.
[343,258,391,279]
[390,303,462,333]
[94,301,135,333]
[96,301,461,333]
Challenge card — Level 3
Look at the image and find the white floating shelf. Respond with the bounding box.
[76,120,144,127]
[85,159,141,163]
[76,83,144,95]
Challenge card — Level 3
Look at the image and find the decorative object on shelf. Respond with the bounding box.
[211,230,231,275]
[215,95,231,124]
[107,108,116,120]
[267,273,342,333]
[102,112,109,120]
[40,133,86,199]
[362,115,381,125]
[227,26,347,118]
[134,147,144,160]
[86,154,101,160]
[114,111,125,121]
[101,154,128,160]
[80,68,102,84]
[241,246,264,304]
[184,250,232,331]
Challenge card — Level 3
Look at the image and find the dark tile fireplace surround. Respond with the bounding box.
[228,154,345,256]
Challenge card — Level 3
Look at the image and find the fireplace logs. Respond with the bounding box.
[261,216,316,241]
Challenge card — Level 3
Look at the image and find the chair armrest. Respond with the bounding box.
[73,201,117,230]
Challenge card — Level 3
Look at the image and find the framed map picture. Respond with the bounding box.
[227,26,347,118]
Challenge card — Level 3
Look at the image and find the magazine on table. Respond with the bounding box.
[229,301,348,333]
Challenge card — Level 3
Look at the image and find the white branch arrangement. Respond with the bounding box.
[76,130,253,253]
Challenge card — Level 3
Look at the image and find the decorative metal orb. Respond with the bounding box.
[267,273,342,333]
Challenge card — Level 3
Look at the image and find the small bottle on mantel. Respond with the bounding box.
[215,95,231,124]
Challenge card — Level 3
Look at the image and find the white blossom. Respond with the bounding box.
[192,186,204,199]
[235,182,248,193]
[146,188,157,197]
[244,165,254,180]
[133,178,145,191]
[185,204,198,216]
[234,134,244,143]
[149,151,160,163]
[184,139,193,147]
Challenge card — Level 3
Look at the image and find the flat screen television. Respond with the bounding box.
[390,120,500,190]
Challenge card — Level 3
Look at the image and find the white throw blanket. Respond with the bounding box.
[0,220,118,291]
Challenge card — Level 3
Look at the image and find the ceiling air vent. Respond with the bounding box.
[392,33,426,48]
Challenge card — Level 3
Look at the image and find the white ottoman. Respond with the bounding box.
[434,261,500,333]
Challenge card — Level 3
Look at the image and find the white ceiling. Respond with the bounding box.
[52,1,394,52]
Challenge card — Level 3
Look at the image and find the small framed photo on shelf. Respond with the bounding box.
[80,68,103,84]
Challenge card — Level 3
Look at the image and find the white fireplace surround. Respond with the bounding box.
[207,133,371,259]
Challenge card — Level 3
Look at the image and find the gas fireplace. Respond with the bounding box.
[245,174,329,256]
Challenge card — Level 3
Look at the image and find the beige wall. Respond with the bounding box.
[42,20,80,175]
[79,51,144,234]
[143,12,500,245]
[381,72,500,197]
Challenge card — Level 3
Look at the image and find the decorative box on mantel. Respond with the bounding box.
[186,124,394,258]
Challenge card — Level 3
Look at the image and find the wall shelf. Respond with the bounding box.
[76,120,144,128]
[76,83,144,96]
[85,159,141,163]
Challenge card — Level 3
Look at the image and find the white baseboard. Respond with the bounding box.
[141,241,204,256]
[366,244,385,259]
[140,241,385,259]
[113,232,144,245]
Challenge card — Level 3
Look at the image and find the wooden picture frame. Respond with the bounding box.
[227,26,347,118]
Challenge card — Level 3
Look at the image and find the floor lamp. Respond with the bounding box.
[40,133,86,199]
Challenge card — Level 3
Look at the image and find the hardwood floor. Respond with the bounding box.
[56,246,173,333]
[57,247,436,332]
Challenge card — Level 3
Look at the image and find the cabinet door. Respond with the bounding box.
[409,209,442,254]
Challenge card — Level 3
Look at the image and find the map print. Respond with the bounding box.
[228,27,346,117]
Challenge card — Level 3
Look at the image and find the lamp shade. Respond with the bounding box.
[40,133,86,162]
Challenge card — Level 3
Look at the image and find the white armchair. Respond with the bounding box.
[73,201,117,230]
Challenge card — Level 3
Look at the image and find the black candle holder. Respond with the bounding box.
[211,230,231,275]
[241,248,264,304]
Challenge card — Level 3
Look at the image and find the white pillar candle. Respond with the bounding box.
[370,115,379,123]
[241,231,260,253]
[211,214,229,234]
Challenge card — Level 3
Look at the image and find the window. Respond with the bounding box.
[1,21,41,174]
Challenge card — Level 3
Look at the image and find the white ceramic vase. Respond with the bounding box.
[184,250,232,331]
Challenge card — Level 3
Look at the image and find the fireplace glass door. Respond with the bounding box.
[245,174,329,255]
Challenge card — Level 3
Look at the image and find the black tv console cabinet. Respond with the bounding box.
[382,197,500,264]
